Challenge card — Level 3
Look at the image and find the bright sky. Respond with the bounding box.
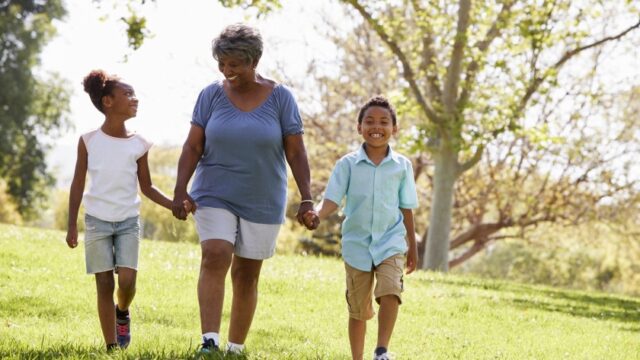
[39,1,640,187]
[42,0,338,184]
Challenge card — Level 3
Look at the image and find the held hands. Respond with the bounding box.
[172,192,197,220]
[302,210,319,230]
[296,202,319,230]
[183,199,196,214]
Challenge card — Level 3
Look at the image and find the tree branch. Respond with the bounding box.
[457,144,484,175]
[458,1,516,110]
[449,239,485,268]
[411,0,442,101]
[343,0,442,124]
[449,220,510,249]
[442,0,471,113]
[517,18,640,115]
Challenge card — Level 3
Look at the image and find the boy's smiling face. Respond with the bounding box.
[358,105,397,149]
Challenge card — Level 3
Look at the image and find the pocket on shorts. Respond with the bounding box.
[84,214,97,231]
[395,256,405,292]
[84,214,108,243]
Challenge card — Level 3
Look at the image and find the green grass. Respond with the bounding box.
[1,224,639,359]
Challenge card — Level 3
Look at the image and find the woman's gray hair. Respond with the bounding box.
[212,23,263,64]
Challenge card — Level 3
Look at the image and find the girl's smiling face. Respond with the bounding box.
[358,106,397,148]
[103,82,138,118]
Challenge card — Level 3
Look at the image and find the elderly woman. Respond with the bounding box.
[171,23,318,354]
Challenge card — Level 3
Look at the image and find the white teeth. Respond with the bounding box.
[228,76,238,80]
[370,133,383,138]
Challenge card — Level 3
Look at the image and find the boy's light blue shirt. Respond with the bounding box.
[324,144,418,272]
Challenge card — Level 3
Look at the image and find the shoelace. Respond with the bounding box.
[116,323,129,336]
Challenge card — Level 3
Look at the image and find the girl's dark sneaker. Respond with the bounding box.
[115,306,131,349]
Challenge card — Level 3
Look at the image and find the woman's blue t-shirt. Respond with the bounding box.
[189,81,303,224]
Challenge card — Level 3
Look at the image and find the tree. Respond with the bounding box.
[322,0,640,271]
[111,0,640,271]
[290,8,640,269]
[0,1,70,219]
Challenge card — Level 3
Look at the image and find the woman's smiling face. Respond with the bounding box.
[218,54,256,87]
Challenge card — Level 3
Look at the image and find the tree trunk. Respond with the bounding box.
[423,145,458,271]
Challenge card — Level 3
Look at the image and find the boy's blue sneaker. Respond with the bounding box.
[115,306,131,349]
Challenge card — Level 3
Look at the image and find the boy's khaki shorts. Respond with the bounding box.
[344,254,404,320]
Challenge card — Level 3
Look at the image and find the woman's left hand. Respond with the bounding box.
[296,202,318,230]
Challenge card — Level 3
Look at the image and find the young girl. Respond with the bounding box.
[65,70,184,351]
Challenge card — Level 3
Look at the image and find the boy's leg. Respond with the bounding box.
[228,256,263,345]
[349,317,367,360]
[376,295,399,349]
[373,254,404,353]
[95,271,116,346]
[345,262,375,360]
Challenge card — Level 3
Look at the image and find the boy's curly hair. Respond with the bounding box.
[357,95,397,125]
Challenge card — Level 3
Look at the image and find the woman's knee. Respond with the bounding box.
[231,265,261,290]
[201,240,233,272]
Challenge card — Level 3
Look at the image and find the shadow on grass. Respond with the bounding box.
[414,274,640,329]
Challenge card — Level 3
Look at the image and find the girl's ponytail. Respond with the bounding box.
[82,70,120,113]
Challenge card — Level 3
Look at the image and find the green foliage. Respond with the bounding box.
[52,189,84,232]
[93,0,281,50]
[0,1,70,219]
[2,224,640,359]
[457,222,640,296]
[218,0,282,15]
[0,180,22,225]
[121,12,150,50]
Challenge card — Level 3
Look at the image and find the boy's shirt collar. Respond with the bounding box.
[356,143,401,165]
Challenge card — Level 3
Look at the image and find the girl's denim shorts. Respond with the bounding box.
[84,214,140,274]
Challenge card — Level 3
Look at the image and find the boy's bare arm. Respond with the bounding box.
[317,199,339,220]
[400,208,418,274]
[66,137,88,248]
[301,199,338,229]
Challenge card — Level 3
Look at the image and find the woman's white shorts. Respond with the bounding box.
[194,207,281,260]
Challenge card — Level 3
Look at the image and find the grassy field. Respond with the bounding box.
[1,224,639,359]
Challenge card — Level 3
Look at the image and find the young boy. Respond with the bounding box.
[305,96,418,360]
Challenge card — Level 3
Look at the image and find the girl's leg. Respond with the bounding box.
[95,271,116,345]
[116,267,137,310]
[376,295,399,350]
[349,317,366,360]
[199,239,234,334]
[228,256,263,344]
